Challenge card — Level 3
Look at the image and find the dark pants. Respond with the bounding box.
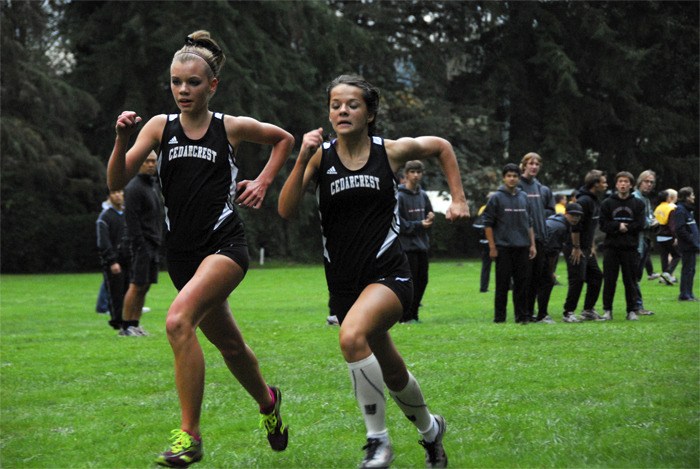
[634,237,652,309]
[679,251,697,299]
[526,240,549,320]
[536,252,559,316]
[479,243,492,292]
[658,239,680,275]
[102,260,130,328]
[494,246,529,323]
[402,250,429,322]
[563,249,603,313]
[603,248,640,313]
[637,237,652,280]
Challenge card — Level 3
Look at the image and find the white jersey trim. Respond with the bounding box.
[377,183,400,258]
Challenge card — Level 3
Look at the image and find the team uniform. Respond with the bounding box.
[157,112,249,290]
[315,136,412,324]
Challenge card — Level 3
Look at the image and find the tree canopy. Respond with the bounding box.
[1,0,697,272]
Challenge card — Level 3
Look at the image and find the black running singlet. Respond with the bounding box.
[316,136,405,294]
[157,113,241,256]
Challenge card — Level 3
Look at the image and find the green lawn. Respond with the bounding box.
[1,260,698,468]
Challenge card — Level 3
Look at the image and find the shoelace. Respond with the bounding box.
[259,412,278,433]
[169,429,194,452]
[419,439,439,463]
[362,438,381,459]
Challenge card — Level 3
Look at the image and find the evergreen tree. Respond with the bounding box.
[1,0,104,272]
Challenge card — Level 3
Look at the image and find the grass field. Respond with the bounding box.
[1,259,699,468]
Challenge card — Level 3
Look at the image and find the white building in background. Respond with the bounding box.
[425,191,452,215]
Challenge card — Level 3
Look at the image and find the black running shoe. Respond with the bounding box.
[155,429,203,467]
[259,386,288,451]
[419,415,448,468]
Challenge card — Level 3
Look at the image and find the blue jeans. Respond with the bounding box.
[96,281,109,312]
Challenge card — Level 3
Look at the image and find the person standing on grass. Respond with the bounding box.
[96,189,129,330]
[483,163,536,324]
[654,189,680,285]
[518,153,555,323]
[599,171,646,321]
[121,152,162,337]
[632,169,659,315]
[107,30,293,467]
[537,203,583,323]
[278,74,469,468]
[674,187,700,301]
[561,170,607,323]
[397,159,434,323]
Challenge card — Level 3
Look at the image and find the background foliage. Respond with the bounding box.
[1,0,698,272]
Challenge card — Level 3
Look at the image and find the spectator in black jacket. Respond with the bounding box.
[563,170,607,322]
[674,187,700,301]
[599,172,646,321]
[96,190,129,330]
[539,203,583,323]
[121,152,163,336]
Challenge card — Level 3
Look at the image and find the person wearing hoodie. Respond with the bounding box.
[517,152,555,323]
[538,203,583,323]
[397,160,435,323]
[484,163,536,323]
[599,171,646,320]
[674,187,700,301]
[96,189,130,330]
[561,170,607,323]
[631,169,659,315]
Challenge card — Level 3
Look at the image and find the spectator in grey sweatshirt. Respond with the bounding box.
[483,163,536,323]
[518,152,555,323]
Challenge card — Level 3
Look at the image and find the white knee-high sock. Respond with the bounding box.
[348,354,388,438]
[388,371,436,438]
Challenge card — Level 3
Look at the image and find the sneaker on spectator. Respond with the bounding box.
[133,326,149,336]
[660,272,673,285]
[536,315,556,324]
[602,310,613,321]
[647,273,661,280]
[118,326,139,337]
[326,315,339,326]
[637,309,654,316]
[562,312,580,323]
[579,309,602,321]
[626,311,639,321]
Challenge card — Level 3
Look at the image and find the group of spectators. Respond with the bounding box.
[95,152,163,336]
[474,155,699,324]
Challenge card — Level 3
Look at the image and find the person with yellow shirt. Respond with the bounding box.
[654,189,680,285]
[554,194,567,214]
